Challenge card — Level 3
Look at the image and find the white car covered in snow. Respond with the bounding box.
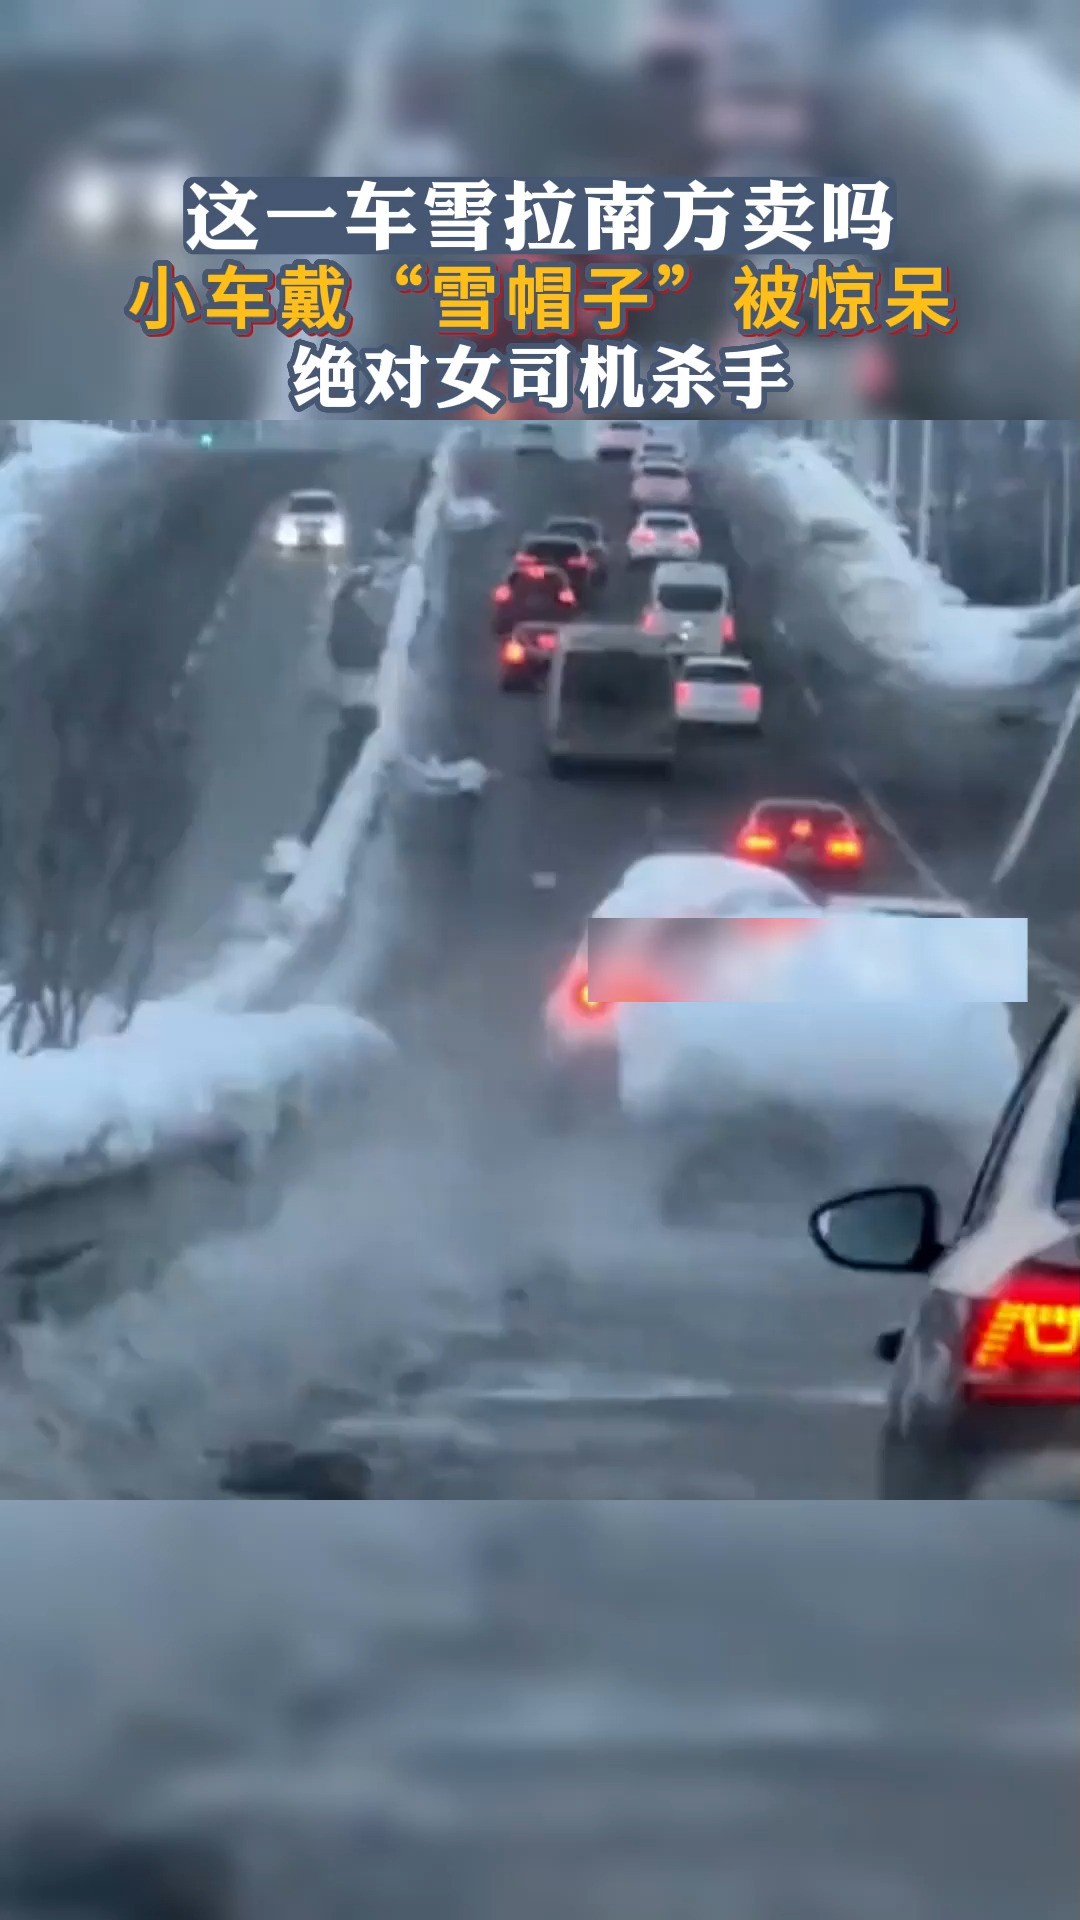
[631,460,693,508]
[541,853,1021,1212]
[627,511,701,564]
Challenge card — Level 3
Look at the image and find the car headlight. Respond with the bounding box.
[321,517,346,544]
[275,519,299,545]
[146,169,185,232]
[64,169,116,229]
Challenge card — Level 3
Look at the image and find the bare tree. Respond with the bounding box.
[0,440,200,1053]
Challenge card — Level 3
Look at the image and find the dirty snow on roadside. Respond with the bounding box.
[722,434,1079,691]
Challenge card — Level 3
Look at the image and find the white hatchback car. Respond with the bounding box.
[592,420,649,461]
[631,460,693,507]
[676,653,762,728]
[273,489,348,551]
[627,511,701,564]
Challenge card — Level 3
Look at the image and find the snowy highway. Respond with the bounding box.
[2,429,1076,1502]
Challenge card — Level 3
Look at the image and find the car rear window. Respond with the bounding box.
[289,491,337,512]
[756,802,848,832]
[645,513,691,528]
[684,659,750,683]
[658,583,727,613]
[562,650,673,708]
[549,519,599,541]
[643,464,683,478]
[524,537,582,565]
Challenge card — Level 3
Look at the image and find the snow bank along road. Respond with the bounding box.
[314,445,1072,1500]
[0,1506,1075,1920]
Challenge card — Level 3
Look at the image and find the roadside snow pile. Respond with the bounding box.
[0,1003,394,1207]
[21,423,128,466]
[0,423,131,593]
[720,434,1080,691]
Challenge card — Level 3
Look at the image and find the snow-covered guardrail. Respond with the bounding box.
[712,433,1079,695]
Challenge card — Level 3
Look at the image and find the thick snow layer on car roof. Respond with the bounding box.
[0,1003,394,1205]
[595,853,816,918]
[616,918,1022,1137]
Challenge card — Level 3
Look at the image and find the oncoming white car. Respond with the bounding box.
[631,460,693,508]
[45,114,194,244]
[627,511,701,564]
[273,489,348,551]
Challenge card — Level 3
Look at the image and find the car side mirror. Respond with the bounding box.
[809,1185,942,1274]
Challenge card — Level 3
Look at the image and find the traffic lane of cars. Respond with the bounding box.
[151,454,406,991]
[480,453,931,975]
[360,452,955,1496]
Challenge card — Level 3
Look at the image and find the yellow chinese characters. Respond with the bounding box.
[432,263,498,332]
[125,262,201,335]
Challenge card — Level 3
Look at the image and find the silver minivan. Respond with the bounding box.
[642,560,735,658]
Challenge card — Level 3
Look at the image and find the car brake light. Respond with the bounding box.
[738,830,778,855]
[638,528,655,541]
[792,818,814,840]
[962,1266,1080,1401]
[493,583,511,602]
[503,639,526,663]
[722,614,736,642]
[825,834,863,861]
[537,630,556,650]
[739,684,761,710]
[558,587,575,605]
[570,971,610,1018]
[676,682,691,706]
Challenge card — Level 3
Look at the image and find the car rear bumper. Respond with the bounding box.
[879,1403,1080,1499]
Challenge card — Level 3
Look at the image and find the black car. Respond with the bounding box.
[733,798,866,883]
[491,563,578,634]
[514,532,593,601]
[543,515,609,588]
[498,619,560,689]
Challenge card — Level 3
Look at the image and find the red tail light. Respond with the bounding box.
[825,834,863,862]
[737,830,779,856]
[722,614,736,643]
[569,971,610,1018]
[792,818,814,840]
[493,583,512,603]
[502,638,526,663]
[558,587,576,606]
[537,630,556,650]
[962,1266,1080,1402]
[637,528,656,542]
[739,684,761,711]
[676,681,691,706]
[677,530,697,543]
